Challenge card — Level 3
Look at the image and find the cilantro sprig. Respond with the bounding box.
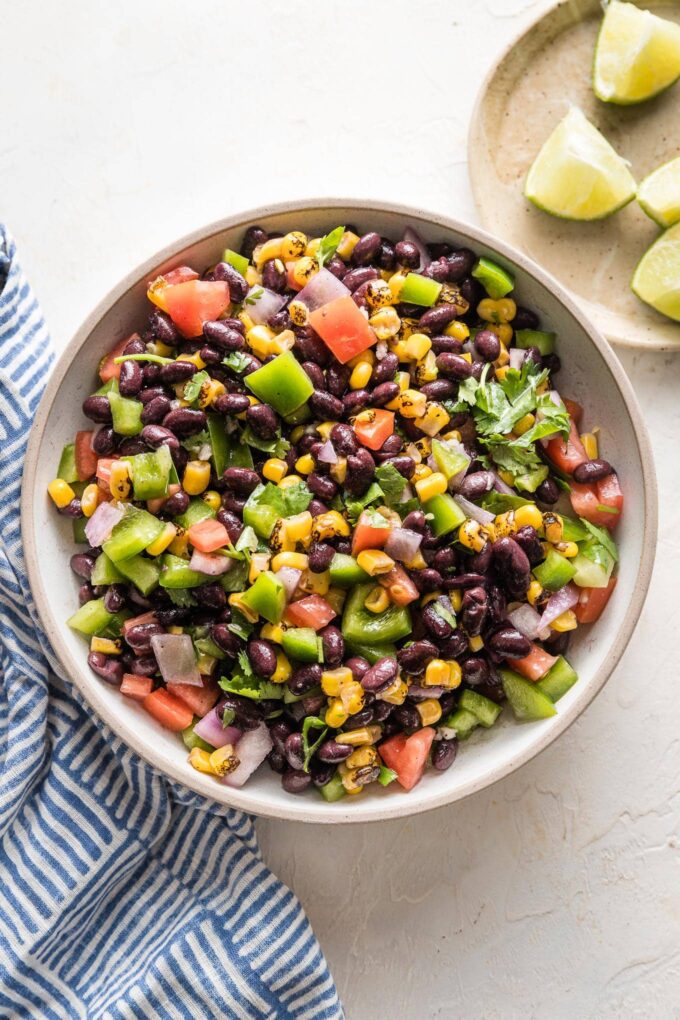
[317,225,345,267]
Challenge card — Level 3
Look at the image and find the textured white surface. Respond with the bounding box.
[2,1,678,1017]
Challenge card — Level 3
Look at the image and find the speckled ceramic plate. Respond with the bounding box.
[469,0,680,351]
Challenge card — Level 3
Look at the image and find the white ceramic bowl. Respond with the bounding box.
[22,199,657,823]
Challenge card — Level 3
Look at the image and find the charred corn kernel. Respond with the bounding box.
[249,552,271,583]
[268,519,292,554]
[253,237,284,266]
[514,504,543,530]
[554,541,579,558]
[495,365,510,382]
[346,746,379,770]
[281,231,307,259]
[238,310,255,332]
[90,636,121,655]
[380,678,408,705]
[305,238,321,257]
[415,472,448,502]
[325,699,349,729]
[270,329,295,355]
[447,660,463,689]
[167,625,184,635]
[357,549,395,576]
[202,490,221,511]
[365,279,392,309]
[246,324,276,359]
[336,725,382,747]
[278,474,303,489]
[177,351,206,370]
[414,402,451,437]
[292,256,319,288]
[330,457,347,485]
[339,765,363,794]
[444,320,470,340]
[412,463,432,482]
[543,512,563,544]
[288,299,309,327]
[526,580,543,606]
[298,568,330,596]
[80,483,100,518]
[321,668,353,697]
[188,748,215,775]
[294,453,315,475]
[399,388,428,418]
[404,332,432,361]
[312,510,350,541]
[514,413,535,437]
[271,551,308,572]
[416,699,442,727]
[168,528,189,557]
[404,549,428,571]
[449,588,463,613]
[369,306,401,339]
[271,652,292,684]
[325,587,346,615]
[581,432,599,459]
[209,744,240,777]
[244,266,261,287]
[229,592,259,623]
[341,681,365,716]
[183,460,211,495]
[493,511,517,538]
[414,349,439,385]
[551,610,578,632]
[146,522,177,556]
[284,511,313,546]
[458,519,487,553]
[337,230,360,260]
[425,659,450,687]
[348,360,371,390]
[412,437,432,459]
[109,461,131,500]
[199,378,226,408]
[364,585,390,614]
[468,635,484,653]
[197,653,217,675]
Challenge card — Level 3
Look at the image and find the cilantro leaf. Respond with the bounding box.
[344,482,383,524]
[511,391,570,448]
[183,370,210,405]
[302,715,328,772]
[580,519,619,562]
[317,225,345,268]
[247,481,312,519]
[467,362,549,438]
[375,463,406,507]
[241,425,291,459]
[223,351,252,374]
[244,286,264,306]
[237,649,254,678]
[219,674,284,701]
[486,441,548,493]
[227,610,254,642]
[181,428,211,454]
[166,588,197,608]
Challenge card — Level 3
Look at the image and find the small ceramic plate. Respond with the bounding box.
[469,0,680,351]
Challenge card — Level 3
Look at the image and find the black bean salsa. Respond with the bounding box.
[50,223,623,800]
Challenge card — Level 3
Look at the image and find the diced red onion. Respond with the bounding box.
[150,633,202,686]
[245,287,286,325]
[197,442,212,461]
[316,439,338,465]
[275,567,302,600]
[453,495,495,526]
[189,549,232,576]
[490,469,515,496]
[122,610,158,634]
[385,527,422,564]
[296,268,350,311]
[463,339,483,363]
[84,501,125,547]
[375,340,388,361]
[222,723,273,787]
[193,711,242,749]
[507,604,545,641]
[407,684,446,701]
[509,348,526,370]
[541,583,579,628]
[402,227,431,272]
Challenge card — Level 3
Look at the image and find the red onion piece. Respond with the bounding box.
[222,723,273,787]
[407,684,446,701]
[507,603,545,641]
[384,528,422,564]
[402,227,431,272]
[541,583,579,628]
[316,439,338,465]
[189,549,232,576]
[453,495,495,526]
[150,633,202,686]
[509,348,526,370]
[275,567,302,600]
[193,712,242,749]
[296,268,350,311]
[245,287,286,325]
[84,501,124,547]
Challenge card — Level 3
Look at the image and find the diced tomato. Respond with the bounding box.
[75,431,98,482]
[147,266,200,311]
[309,295,377,363]
[95,457,118,493]
[285,595,336,630]
[285,262,304,292]
[122,611,158,634]
[143,688,194,732]
[163,280,230,338]
[570,473,623,529]
[563,398,583,425]
[575,577,617,624]
[167,677,220,717]
[147,483,180,515]
[379,565,419,606]
[507,643,558,682]
[351,511,391,556]
[379,728,436,791]
[544,417,588,475]
[596,472,623,525]
[120,674,153,701]
[353,409,395,452]
[187,517,230,553]
[99,335,139,383]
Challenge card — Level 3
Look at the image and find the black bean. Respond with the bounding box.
[138,386,166,405]
[308,499,329,517]
[411,568,444,594]
[522,345,543,368]
[223,466,261,496]
[341,266,379,293]
[161,408,206,437]
[78,583,94,605]
[375,433,403,460]
[194,583,227,609]
[213,261,248,302]
[513,525,545,566]
[431,336,463,356]
[488,626,532,659]
[329,422,357,456]
[140,424,180,451]
[421,259,449,283]
[376,238,396,270]
[326,362,352,397]
[351,232,381,266]
[460,586,488,636]
[241,225,267,260]
[422,602,453,640]
[346,657,370,683]
[159,361,197,385]
[469,542,493,574]
[433,547,457,573]
[82,395,112,423]
[59,498,83,518]
[70,552,96,579]
[91,426,116,456]
[88,651,123,685]
[459,276,485,309]
[294,327,331,365]
[127,587,153,610]
[573,460,614,484]
[397,640,438,673]
[308,472,338,502]
[418,304,460,334]
[282,732,305,771]
[123,334,147,355]
[440,630,469,659]
[163,489,190,517]
[302,361,325,390]
[326,255,345,279]
[309,390,344,421]
[222,493,246,516]
[342,389,370,416]
[211,623,242,658]
[386,455,415,480]
[282,769,312,794]
[147,311,179,345]
[492,537,531,599]
[371,381,399,407]
[536,477,560,505]
[435,353,473,380]
[269,719,293,755]
[307,542,333,574]
[214,392,250,416]
[203,320,245,352]
[246,403,278,439]
[545,631,571,656]
[320,625,344,666]
[288,663,322,697]
[347,707,374,728]
[125,622,164,654]
[268,749,287,774]
[395,239,420,268]
[474,329,501,362]
[351,280,372,309]
[141,396,172,425]
[117,438,146,457]
[542,354,561,375]
[127,654,157,676]
[444,249,475,282]
[310,761,336,788]
[420,379,456,401]
[513,306,541,331]
[371,352,399,386]
[199,346,222,365]
[118,359,143,397]
[432,737,458,771]
[345,448,375,495]
[218,694,264,731]
[462,656,489,686]
[458,471,495,501]
[142,363,161,385]
[402,510,427,532]
[393,703,421,731]
[247,639,277,678]
[155,606,190,627]
[361,656,398,693]
[103,584,126,613]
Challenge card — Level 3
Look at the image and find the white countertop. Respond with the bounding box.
[4,1,678,1016]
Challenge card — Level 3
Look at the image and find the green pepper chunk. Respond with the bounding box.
[532,548,577,591]
[515,329,556,355]
[123,446,172,501]
[282,627,321,663]
[102,506,165,562]
[221,248,249,277]
[67,598,114,636]
[431,439,470,482]
[174,498,216,530]
[458,689,502,727]
[91,553,124,586]
[422,493,466,537]
[471,257,514,299]
[319,772,346,802]
[536,656,578,702]
[399,272,442,307]
[57,443,79,484]
[243,490,279,540]
[240,570,285,624]
[342,583,412,645]
[441,707,479,740]
[182,720,213,752]
[328,553,370,588]
[245,351,314,417]
[343,640,398,665]
[115,554,161,595]
[159,554,207,589]
[500,669,557,721]
[72,517,89,544]
[108,390,143,436]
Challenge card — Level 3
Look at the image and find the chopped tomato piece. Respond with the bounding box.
[563,398,583,425]
[285,262,304,292]
[122,611,158,634]
[75,431,98,482]
[570,473,623,529]
[575,577,617,624]
[379,565,419,606]
[379,728,436,791]
[353,409,395,452]
[309,295,377,363]
[99,335,139,383]
[507,644,558,682]
[187,517,230,553]
[120,674,153,701]
[351,511,391,556]
[143,688,194,732]
[167,677,220,717]
[147,483,180,515]
[163,280,230,338]
[544,417,588,475]
[285,595,336,630]
[147,266,200,312]
[95,457,118,493]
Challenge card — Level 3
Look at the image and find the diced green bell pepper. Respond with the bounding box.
[399,272,442,307]
[282,627,321,663]
[245,351,314,417]
[221,248,249,277]
[537,656,578,702]
[175,498,216,530]
[90,553,124,586]
[471,257,514,299]
[108,390,143,436]
[422,493,466,537]
[124,446,172,501]
[344,640,397,665]
[67,598,114,636]
[96,378,119,397]
[572,541,615,588]
[102,608,132,638]
[458,689,502,727]
[342,583,412,645]
[442,707,479,740]
[194,634,227,660]
[57,443,79,484]
[481,491,532,514]
[102,507,165,562]
[515,329,556,355]
[500,669,557,721]
[329,553,370,588]
[532,548,576,591]
[115,554,161,595]
[283,403,312,426]
[182,720,213,752]
[206,413,229,477]
[72,517,89,544]
[159,554,207,589]
[560,516,590,543]
[243,488,279,540]
[240,570,285,624]
[431,439,470,482]
[319,772,346,802]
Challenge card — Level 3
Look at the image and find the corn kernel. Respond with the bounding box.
[357,549,395,576]
[297,568,330,596]
[199,378,226,408]
[449,588,463,613]
[268,518,293,554]
[312,511,350,541]
[415,472,448,502]
[168,528,189,557]
[253,237,284,266]
[404,332,432,361]
[581,432,599,459]
[412,463,432,482]
[246,324,277,359]
[404,550,428,571]
[387,271,406,301]
[346,746,379,770]
[364,585,390,613]
[416,699,442,727]
[468,635,484,653]
[398,388,427,418]
[414,402,451,437]
[90,636,121,655]
[80,483,100,518]
[543,512,563,544]
[151,340,174,358]
[458,519,487,553]
[349,360,373,390]
[197,653,217,676]
[337,231,359,260]
[444,320,470,340]
[271,551,308,572]
[270,329,295,355]
[146,522,177,556]
[244,266,261,288]
[183,460,211,495]
[288,299,309,327]
[281,231,307,259]
[369,306,401,339]
[379,678,408,705]
[285,511,313,545]
[249,551,271,583]
[228,592,259,623]
[526,580,543,607]
[495,365,510,382]
[167,626,184,635]
[554,541,579,558]
[238,310,255,332]
[209,744,240,777]
[271,652,292,684]
[341,680,365,715]
[514,413,535,437]
[425,659,450,687]
[321,668,353,697]
[109,461,131,501]
[305,238,321,257]
[325,699,349,729]
[330,457,348,485]
[365,279,392,309]
[188,748,215,775]
[493,511,517,539]
[278,474,303,489]
[295,453,315,475]
[514,504,543,531]
[550,609,578,632]
[177,351,206,370]
[460,352,472,364]
[335,725,382,746]
[292,256,319,288]
[202,490,221,512]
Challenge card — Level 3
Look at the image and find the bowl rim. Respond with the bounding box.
[21,197,658,824]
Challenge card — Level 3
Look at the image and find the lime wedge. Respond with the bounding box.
[524,107,636,220]
[594,0,680,105]
[631,222,680,322]
[637,157,680,228]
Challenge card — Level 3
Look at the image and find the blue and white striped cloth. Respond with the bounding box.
[0,225,343,1020]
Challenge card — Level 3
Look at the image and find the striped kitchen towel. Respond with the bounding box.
[0,225,343,1020]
